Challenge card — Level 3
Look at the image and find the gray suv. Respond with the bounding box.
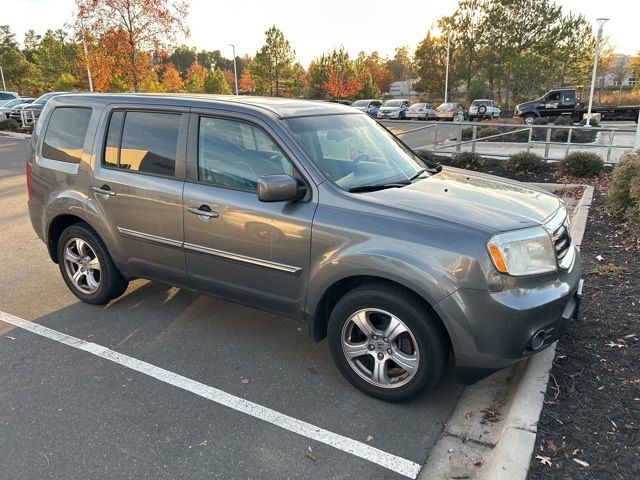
[27,94,582,401]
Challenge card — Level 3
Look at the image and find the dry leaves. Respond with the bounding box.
[306,446,318,464]
[535,455,552,466]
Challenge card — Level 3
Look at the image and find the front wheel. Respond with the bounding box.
[328,283,448,402]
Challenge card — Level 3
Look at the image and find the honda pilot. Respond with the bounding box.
[27,94,582,401]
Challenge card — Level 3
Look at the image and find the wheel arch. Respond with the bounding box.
[47,214,88,263]
[308,275,452,353]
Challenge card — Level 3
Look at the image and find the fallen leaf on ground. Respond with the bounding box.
[535,455,552,466]
[474,461,482,468]
[546,439,558,452]
[606,341,626,348]
[366,435,373,443]
[4,336,15,340]
[306,446,318,464]
[241,378,250,384]
[573,458,589,467]
[198,440,208,446]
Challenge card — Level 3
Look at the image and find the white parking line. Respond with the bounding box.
[0,310,422,479]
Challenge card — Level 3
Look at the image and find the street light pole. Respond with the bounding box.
[80,17,93,92]
[585,18,609,126]
[229,44,239,95]
[0,66,6,91]
[444,36,450,103]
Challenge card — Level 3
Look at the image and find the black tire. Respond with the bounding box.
[523,113,537,124]
[57,223,129,305]
[327,282,449,402]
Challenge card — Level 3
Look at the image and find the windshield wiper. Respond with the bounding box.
[348,181,410,193]
[409,168,427,181]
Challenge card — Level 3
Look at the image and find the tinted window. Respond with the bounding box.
[198,117,292,190]
[105,111,180,176]
[0,92,17,100]
[42,107,92,164]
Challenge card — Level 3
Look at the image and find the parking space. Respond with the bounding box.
[0,137,463,479]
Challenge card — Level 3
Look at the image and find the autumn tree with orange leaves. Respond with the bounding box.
[75,0,189,92]
[184,60,207,92]
[161,63,184,92]
[324,67,362,99]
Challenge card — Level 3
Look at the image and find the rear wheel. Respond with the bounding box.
[57,223,129,305]
[328,283,448,402]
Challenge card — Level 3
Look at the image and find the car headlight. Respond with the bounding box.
[487,226,557,276]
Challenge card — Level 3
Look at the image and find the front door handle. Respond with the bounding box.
[93,185,116,197]
[187,205,219,220]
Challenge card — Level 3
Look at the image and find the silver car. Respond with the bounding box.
[468,99,501,121]
[405,103,437,120]
[27,94,582,402]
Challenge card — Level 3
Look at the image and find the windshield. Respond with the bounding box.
[34,93,57,105]
[284,114,426,191]
[2,99,23,108]
[383,100,403,107]
[438,103,455,109]
[352,100,369,107]
[410,103,425,109]
[472,100,490,106]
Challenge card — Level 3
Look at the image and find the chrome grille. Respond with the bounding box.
[552,220,572,261]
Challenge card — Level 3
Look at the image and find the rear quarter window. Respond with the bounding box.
[42,107,92,164]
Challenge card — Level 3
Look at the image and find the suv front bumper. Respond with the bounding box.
[434,249,582,384]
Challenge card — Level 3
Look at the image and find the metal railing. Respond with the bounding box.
[392,121,637,164]
[18,110,38,128]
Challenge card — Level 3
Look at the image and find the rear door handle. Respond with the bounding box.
[93,185,116,197]
[187,205,219,220]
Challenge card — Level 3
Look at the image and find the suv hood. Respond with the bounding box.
[367,168,560,232]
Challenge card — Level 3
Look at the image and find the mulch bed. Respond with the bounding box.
[427,155,639,479]
[528,186,640,480]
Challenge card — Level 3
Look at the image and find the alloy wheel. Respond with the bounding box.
[341,308,420,389]
[63,237,101,294]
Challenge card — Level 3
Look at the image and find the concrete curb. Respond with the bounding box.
[0,131,31,140]
[419,183,594,480]
[478,183,593,480]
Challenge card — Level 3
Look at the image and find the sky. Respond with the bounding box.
[6,0,640,66]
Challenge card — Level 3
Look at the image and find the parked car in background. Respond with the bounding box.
[0,91,20,105]
[352,99,382,118]
[468,99,500,121]
[0,97,35,120]
[326,99,353,106]
[27,94,582,402]
[405,103,437,120]
[376,99,411,120]
[436,102,465,121]
[9,92,66,125]
[514,87,640,124]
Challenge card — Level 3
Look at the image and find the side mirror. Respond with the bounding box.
[257,174,306,202]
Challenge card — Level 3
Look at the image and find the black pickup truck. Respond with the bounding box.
[514,88,640,124]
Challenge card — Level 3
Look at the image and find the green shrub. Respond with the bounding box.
[579,117,599,127]
[532,117,549,125]
[554,116,573,126]
[607,151,640,216]
[478,127,502,140]
[451,152,484,170]
[0,118,19,132]
[558,151,604,177]
[506,151,545,172]
[551,129,568,142]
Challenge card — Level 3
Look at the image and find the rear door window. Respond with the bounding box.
[42,107,92,164]
[103,111,181,177]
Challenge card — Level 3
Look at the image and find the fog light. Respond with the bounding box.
[529,330,546,350]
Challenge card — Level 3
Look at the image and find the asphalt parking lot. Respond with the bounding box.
[0,136,463,479]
